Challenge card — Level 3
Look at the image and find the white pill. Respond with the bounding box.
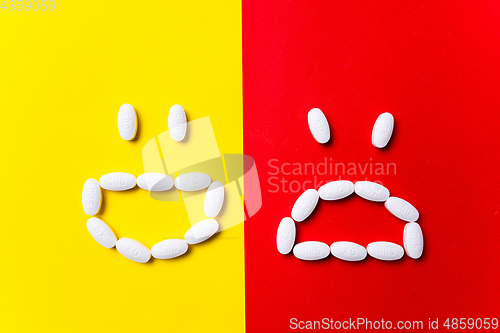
[293,241,330,260]
[307,108,330,144]
[86,217,117,248]
[291,189,319,222]
[318,180,354,200]
[204,181,225,218]
[385,197,419,222]
[330,241,367,261]
[276,217,296,254]
[354,181,390,202]
[403,223,424,259]
[99,172,137,191]
[116,238,151,263]
[118,103,137,140]
[82,179,101,216]
[367,241,404,261]
[184,219,219,245]
[174,172,211,191]
[137,173,173,191]
[168,104,187,141]
[151,239,188,259]
[372,112,394,148]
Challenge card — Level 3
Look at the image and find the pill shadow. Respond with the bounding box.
[130,109,142,142]
[317,134,333,148]
[96,189,109,216]
[413,214,427,261]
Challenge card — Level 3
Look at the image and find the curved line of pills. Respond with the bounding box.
[82,104,225,263]
[276,109,424,261]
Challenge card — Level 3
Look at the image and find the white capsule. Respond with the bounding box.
[116,238,151,263]
[184,219,219,245]
[354,181,390,202]
[204,181,225,218]
[168,104,187,141]
[372,112,394,148]
[293,241,330,260]
[367,241,404,261]
[151,239,188,259]
[118,103,137,140]
[307,108,330,144]
[291,189,319,222]
[99,172,136,191]
[385,197,419,222]
[318,180,354,200]
[330,241,367,261]
[137,173,173,191]
[86,217,117,249]
[276,217,296,254]
[82,179,101,216]
[403,223,424,259]
[174,172,211,191]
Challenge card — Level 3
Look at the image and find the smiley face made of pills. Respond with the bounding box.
[276,109,424,262]
[82,104,226,263]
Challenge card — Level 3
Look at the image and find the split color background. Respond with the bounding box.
[1,0,500,332]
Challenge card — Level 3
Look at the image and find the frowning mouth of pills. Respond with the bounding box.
[276,109,423,262]
[82,104,226,263]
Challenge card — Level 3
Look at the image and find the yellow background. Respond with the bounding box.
[0,1,244,332]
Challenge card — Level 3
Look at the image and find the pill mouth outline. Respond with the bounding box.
[281,181,422,261]
[277,110,423,261]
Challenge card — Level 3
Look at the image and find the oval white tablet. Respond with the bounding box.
[330,241,367,261]
[168,104,187,141]
[385,197,419,222]
[82,179,101,215]
[86,217,117,248]
[174,172,211,191]
[354,181,390,202]
[151,239,188,259]
[99,172,137,191]
[403,223,424,259]
[307,108,330,144]
[372,112,394,148]
[184,219,219,244]
[293,241,330,260]
[276,217,296,254]
[118,103,137,140]
[137,173,173,191]
[367,241,404,261]
[204,181,224,218]
[116,238,151,263]
[291,189,319,222]
[318,180,354,200]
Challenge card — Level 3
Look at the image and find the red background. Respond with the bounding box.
[243,0,500,331]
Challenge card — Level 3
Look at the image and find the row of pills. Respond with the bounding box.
[276,180,423,260]
[87,216,220,263]
[308,108,394,148]
[83,172,224,217]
